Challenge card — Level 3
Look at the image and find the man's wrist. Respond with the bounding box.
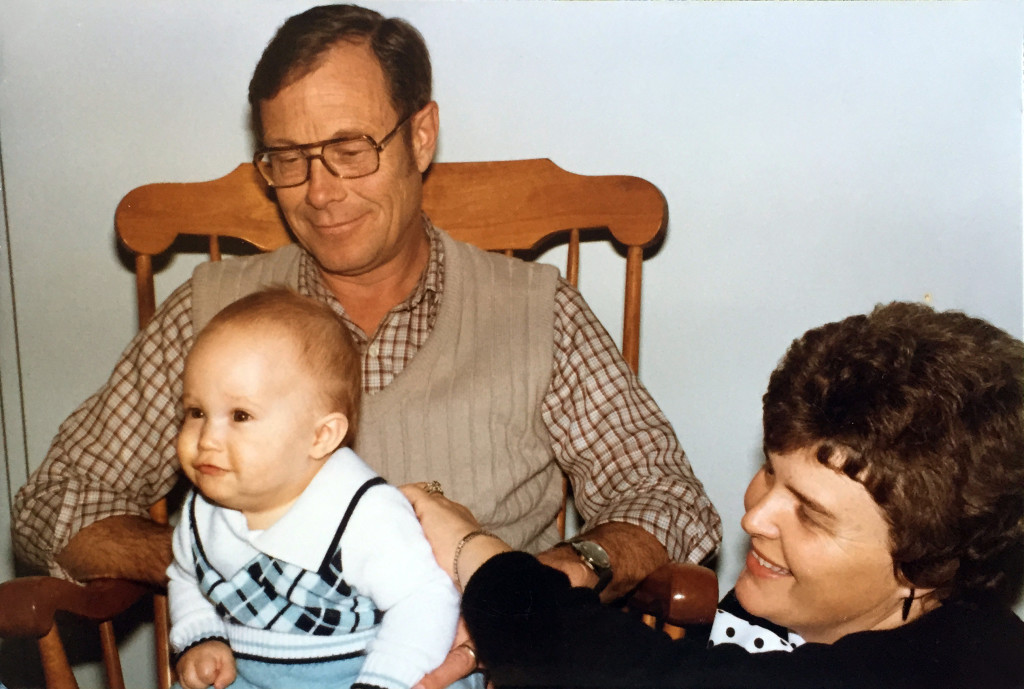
[56,515,173,585]
[559,537,614,595]
[536,546,596,588]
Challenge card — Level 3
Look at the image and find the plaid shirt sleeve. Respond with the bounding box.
[544,280,722,564]
[12,282,195,578]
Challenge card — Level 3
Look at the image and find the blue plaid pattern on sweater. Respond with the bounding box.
[188,477,384,638]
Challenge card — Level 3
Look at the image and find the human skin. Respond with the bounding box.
[176,324,346,530]
[57,35,672,685]
[734,447,936,643]
[259,39,438,338]
[401,484,670,689]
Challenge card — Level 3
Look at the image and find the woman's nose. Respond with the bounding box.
[740,471,780,538]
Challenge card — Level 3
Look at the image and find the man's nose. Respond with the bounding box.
[305,156,349,209]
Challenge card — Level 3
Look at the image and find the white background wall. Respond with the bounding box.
[1,1,1022,685]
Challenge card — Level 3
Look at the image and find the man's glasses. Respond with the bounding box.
[253,112,413,188]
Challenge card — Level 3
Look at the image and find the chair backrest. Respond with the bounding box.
[0,159,714,689]
[116,158,666,368]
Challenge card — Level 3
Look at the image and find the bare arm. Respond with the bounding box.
[13,283,193,579]
[536,520,669,601]
[55,515,173,586]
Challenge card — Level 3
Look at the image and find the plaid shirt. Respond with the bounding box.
[14,222,721,577]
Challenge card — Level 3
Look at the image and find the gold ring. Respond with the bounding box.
[457,641,478,667]
[424,480,444,496]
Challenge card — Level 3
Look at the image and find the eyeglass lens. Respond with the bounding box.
[258,139,380,187]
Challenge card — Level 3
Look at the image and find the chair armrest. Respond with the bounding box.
[626,562,718,629]
[0,576,152,639]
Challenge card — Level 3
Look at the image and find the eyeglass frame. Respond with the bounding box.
[252,111,415,189]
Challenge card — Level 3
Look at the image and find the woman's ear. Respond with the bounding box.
[894,567,937,618]
[894,566,916,598]
[310,412,349,459]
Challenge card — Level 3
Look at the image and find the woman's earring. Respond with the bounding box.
[901,589,915,622]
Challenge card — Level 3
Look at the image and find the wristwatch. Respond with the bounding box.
[565,537,613,594]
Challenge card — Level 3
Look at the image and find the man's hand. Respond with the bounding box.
[537,521,670,601]
[55,515,173,585]
[412,618,477,689]
[536,543,597,588]
[176,639,236,689]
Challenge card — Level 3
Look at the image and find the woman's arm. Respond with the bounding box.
[400,484,863,689]
[460,552,1021,689]
[400,484,510,590]
[463,551,705,688]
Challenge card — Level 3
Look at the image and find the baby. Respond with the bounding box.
[167,288,459,689]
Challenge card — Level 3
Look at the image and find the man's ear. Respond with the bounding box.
[410,101,439,173]
[310,412,349,459]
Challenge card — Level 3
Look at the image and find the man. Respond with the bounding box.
[14,4,720,684]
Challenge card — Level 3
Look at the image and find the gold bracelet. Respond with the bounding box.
[453,529,496,590]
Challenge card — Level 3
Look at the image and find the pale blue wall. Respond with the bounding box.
[1,1,1022,685]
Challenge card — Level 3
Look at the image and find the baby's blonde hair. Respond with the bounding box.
[195,287,361,445]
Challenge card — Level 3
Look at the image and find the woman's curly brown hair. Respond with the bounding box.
[763,301,1024,600]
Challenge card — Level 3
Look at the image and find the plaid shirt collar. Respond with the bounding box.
[295,214,444,340]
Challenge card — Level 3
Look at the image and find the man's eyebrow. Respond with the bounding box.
[263,129,369,148]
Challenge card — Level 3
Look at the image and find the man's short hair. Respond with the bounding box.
[762,301,1024,600]
[197,288,362,444]
[248,4,432,141]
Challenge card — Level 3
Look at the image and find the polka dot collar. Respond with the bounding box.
[708,590,805,653]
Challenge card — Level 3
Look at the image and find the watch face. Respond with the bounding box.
[572,540,611,570]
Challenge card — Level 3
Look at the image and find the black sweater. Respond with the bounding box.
[463,552,1024,689]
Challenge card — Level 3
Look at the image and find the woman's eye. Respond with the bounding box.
[232,410,251,422]
[796,506,814,525]
[796,505,832,533]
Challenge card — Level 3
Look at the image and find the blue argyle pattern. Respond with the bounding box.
[188,478,384,637]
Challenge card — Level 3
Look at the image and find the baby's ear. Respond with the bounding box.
[311,412,349,459]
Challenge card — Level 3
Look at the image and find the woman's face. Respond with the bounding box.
[735,447,913,644]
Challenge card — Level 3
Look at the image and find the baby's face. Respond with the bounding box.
[178,326,327,529]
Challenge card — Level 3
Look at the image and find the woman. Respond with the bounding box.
[405,302,1024,689]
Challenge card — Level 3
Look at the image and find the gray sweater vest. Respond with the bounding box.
[191,233,563,552]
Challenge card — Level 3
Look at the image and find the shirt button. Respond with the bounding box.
[367,341,380,357]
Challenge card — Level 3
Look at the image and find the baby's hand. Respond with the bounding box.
[176,639,236,689]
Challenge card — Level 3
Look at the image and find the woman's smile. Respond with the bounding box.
[746,547,791,577]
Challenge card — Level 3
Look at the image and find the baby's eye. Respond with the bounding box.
[232,410,252,423]
[185,407,204,420]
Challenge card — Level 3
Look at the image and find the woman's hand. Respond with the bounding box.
[400,483,509,585]
[402,483,513,689]
[411,618,479,689]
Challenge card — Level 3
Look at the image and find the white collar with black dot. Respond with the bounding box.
[708,607,806,653]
